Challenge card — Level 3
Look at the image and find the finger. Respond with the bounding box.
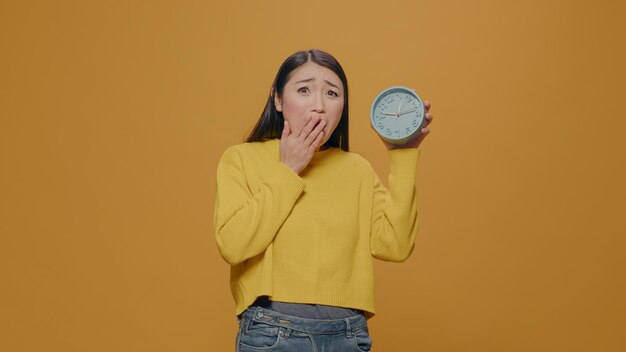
[310,129,325,151]
[299,114,320,139]
[291,116,310,137]
[281,120,290,139]
[424,100,431,112]
[305,119,326,145]
[410,128,427,146]
[425,113,433,125]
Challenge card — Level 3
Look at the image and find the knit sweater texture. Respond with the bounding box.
[213,138,420,318]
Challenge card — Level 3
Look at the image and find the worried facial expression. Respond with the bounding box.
[274,62,344,146]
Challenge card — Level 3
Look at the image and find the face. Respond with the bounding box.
[274,61,344,146]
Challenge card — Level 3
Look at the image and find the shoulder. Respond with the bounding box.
[219,139,277,161]
[217,140,280,178]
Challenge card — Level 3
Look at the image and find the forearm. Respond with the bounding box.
[214,149,305,265]
[215,173,304,264]
[370,148,420,262]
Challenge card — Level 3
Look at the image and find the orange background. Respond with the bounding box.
[1,1,625,351]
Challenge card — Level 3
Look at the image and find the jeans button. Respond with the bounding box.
[256,310,263,318]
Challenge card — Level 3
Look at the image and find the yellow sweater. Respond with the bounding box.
[213,138,420,318]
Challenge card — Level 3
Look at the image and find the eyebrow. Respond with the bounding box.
[295,77,342,90]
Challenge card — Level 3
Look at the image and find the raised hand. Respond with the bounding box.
[280,113,327,174]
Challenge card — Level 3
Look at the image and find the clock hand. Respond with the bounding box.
[398,107,418,116]
[396,102,403,119]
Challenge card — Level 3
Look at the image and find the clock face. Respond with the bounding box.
[370,86,425,145]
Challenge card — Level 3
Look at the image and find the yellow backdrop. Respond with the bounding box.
[1,0,625,351]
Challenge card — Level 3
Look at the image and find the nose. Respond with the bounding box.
[311,92,325,113]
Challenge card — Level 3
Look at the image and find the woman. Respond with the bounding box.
[214,49,433,351]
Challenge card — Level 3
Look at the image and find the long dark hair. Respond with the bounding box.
[245,49,349,151]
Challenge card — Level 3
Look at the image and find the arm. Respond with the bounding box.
[370,99,432,261]
[370,148,420,262]
[213,147,305,265]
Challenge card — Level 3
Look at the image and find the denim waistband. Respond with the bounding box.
[240,306,367,335]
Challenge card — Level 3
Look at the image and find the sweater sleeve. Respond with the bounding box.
[213,146,306,265]
[370,147,421,262]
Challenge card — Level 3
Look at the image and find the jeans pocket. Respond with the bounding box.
[238,320,282,350]
[352,327,372,352]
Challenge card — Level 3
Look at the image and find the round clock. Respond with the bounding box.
[370,86,426,145]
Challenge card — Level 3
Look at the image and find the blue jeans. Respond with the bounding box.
[236,306,372,351]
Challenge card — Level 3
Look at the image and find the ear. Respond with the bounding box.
[273,88,282,112]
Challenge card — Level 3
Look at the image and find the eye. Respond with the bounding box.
[327,90,339,97]
[297,87,310,93]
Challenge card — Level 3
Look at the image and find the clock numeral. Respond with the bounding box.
[406,127,411,134]
[394,130,400,135]
[412,120,419,127]
[384,96,394,103]
[406,96,413,103]
[377,121,384,128]
[385,128,392,135]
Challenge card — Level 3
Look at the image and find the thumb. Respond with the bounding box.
[281,120,290,139]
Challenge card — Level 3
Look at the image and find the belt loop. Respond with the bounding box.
[345,318,352,338]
